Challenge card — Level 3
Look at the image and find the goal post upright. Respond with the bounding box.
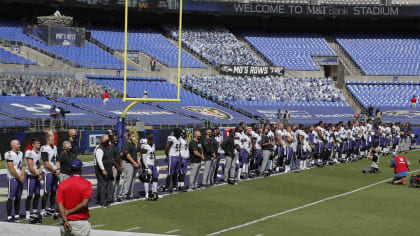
[121,0,183,120]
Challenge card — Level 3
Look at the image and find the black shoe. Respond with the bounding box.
[102,204,110,208]
[14,215,24,223]
[117,198,122,202]
[7,217,15,223]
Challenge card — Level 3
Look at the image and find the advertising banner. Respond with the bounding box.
[220,65,285,76]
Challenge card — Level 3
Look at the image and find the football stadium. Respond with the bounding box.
[0,0,419,235]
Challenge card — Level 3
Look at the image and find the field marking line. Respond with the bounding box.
[165,229,180,233]
[126,226,142,231]
[91,224,105,228]
[206,169,420,236]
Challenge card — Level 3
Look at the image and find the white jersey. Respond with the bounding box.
[142,144,155,166]
[316,126,325,143]
[25,149,41,176]
[167,136,180,157]
[283,132,292,147]
[179,137,189,159]
[385,127,392,137]
[393,125,401,138]
[268,130,275,147]
[312,130,319,144]
[346,129,353,141]
[360,125,367,139]
[290,131,298,150]
[140,138,155,160]
[235,132,243,148]
[379,126,386,137]
[5,150,23,179]
[215,135,223,154]
[301,132,311,151]
[352,126,361,139]
[244,135,252,153]
[41,145,57,174]
[253,132,262,150]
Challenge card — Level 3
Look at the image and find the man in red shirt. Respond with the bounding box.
[102,90,109,104]
[57,159,92,236]
[390,152,411,185]
[411,95,417,108]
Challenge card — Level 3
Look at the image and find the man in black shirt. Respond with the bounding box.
[221,130,235,183]
[94,134,114,207]
[110,135,122,202]
[189,130,203,190]
[202,129,215,187]
[118,132,140,201]
[57,141,75,182]
[260,129,274,176]
[68,129,78,158]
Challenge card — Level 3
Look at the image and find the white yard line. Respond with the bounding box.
[126,226,142,231]
[206,169,420,236]
[165,229,180,234]
[91,224,105,228]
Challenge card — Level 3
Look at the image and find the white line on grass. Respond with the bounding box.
[165,229,180,234]
[126,226,142,231]
[91,224,105,228]
[206,169,420,236]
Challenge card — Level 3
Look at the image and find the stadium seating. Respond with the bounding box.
[228,101,354,124]
[347,81,420,108]
[0,48,37,65]
[0,71,120,98]
[0,21,132,70]
[86,76,254,124]
[241,31,336,71]
[392,0,420,5]
[163,25,264,67]
[182,75,344,102]
[334,32,420,76]
[89,27,206,68]
[0,96,111,126]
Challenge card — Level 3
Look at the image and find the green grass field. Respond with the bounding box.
[42,150,420,236]
[0,150,166,169]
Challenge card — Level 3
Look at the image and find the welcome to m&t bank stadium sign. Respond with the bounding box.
[180,2,420,17]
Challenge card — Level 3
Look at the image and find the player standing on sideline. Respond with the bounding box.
[178,130,189,191]
[142,136,159,200]
[164,128,182,192]
[275,123,285,172]
[267,124,276,173]
[252,127,262,173]
[119,132,140,200]
[41,135,59,217]
[202,129,216,187]
[111,135,122,203]
[241,129,252,178]
[221,129,235,183]
[260,129,274,176]
[5,140,25,222]
[57,159,92,236]
[25,138,43,222]
[213,128,223,183]
[57,141,74,182]
[94,134,113,208]
[189,130,204,190]
[67,129,79,158]
[283,127,294,173]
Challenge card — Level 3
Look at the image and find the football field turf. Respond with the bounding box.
[42,150,420,236]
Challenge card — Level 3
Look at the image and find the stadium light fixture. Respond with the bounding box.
[121,0,183,118]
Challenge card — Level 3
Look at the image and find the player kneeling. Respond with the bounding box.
[140,136,159,201]
[362,148,381,174]
[409,175,420,187]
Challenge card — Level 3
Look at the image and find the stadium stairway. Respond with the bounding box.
[341,85,368,114]
[88,36,144,72]
[159,28,219,72]
[323,33,364,76]
[234,30,272,66]
[0,43,70,69]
